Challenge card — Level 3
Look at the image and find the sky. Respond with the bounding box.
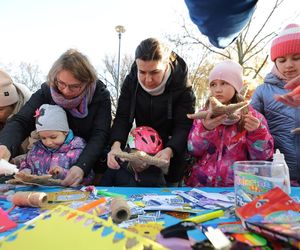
[0,0,299,75]
[0,0,189,73]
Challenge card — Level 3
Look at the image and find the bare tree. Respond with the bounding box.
[13,62,44,91]
[0,62,44,92]
[99,54,134,116]
[167,0,299,102]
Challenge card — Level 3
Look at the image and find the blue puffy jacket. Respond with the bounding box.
[251,72,300,181]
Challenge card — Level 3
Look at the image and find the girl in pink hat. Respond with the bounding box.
[185,60,274,187]
[251,23,300,185]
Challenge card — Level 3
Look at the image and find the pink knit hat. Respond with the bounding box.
[271,23,300,61]
[0,70,19,107]
[209,60,243,92]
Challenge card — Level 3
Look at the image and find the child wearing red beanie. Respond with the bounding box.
[251,23,300,185]
[185,60,274,187]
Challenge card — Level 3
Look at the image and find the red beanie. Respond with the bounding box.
[271,23,300,61]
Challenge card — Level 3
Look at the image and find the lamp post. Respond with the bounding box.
[115,25,126,99]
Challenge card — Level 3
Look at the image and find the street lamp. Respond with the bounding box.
[115,25,126,99]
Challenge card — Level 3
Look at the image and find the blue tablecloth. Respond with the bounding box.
[1,186,300,242]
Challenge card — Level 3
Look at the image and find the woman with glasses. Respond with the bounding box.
[0,49,112,186]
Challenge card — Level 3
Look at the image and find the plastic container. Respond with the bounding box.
[233,161,286,208]
[272,149,291,194]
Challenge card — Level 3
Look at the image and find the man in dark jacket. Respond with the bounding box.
[107,38,195,186]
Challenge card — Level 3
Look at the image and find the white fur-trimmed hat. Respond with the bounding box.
[35,104,69,132]
[0,70,19,107]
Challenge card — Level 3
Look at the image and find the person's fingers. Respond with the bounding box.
[275,92,300,106]
[61,177,71,186]
[70,178,82,187]
[293,93,300,99]
[62,175,80,186]
[107,152,120,169]
[244,114,256,123]
[61,167,83,186]
[205,111,213,119]
[244,118,260,131]
[244,121,253,131]
[107,157,120,169]
[210,114,227,126]
[286,85,300,96]
[0,145,11,161]
[285,76,300,90]
[187,111,206,120]
[274,95,298,107]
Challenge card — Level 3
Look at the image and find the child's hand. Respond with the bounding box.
[202,112,227,130]
[243,114,260,132]
[49,166,64,178]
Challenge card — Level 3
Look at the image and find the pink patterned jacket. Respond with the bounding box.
[185,106,274,187]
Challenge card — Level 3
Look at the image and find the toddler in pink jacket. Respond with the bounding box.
[185,60,274,187]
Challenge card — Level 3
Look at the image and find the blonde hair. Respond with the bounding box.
[47,49,98,88]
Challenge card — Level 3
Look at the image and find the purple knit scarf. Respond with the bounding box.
[50,83,96,118]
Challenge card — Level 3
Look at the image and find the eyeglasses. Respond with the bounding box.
[54,78,84,92]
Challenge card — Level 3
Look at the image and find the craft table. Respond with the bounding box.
[0,185,300,247]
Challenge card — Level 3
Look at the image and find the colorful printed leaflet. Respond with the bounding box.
[237,187,300,249]
[0,205,167,250]
[234,170,285,208]
[172,189,234,209]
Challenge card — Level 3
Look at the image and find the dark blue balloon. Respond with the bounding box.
[184,0,258,48]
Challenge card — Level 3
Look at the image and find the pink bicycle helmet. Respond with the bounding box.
[128,126,163,155]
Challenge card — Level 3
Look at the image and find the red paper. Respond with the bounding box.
[0,207,17,232]
[236,187,300,221]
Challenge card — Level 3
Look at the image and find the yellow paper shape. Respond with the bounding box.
[128,222,165,241]
[0,206,167,250]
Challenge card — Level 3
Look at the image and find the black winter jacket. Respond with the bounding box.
[110,54,195,181]
[0,81,111,175]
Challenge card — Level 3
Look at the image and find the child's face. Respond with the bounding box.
[38,131,67,149]
[209,79,236,104]
[275,54,300,81]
